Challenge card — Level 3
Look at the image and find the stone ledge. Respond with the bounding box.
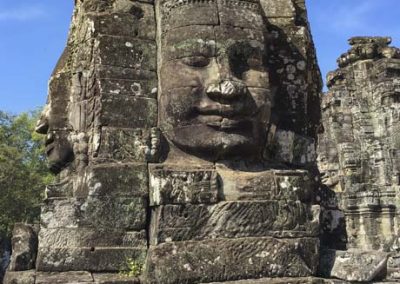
[3,271,140,284]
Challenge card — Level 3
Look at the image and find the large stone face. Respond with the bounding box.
[21,0,324,282]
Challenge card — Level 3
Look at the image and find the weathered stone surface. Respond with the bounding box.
[92,3,156,40]
[150,201,319,244]
[36,247,146,272]
[8,224,38,271]
[45,179,73,198]
[35,0,324,281]
[98,78,157,99]
[146,237,319,283]
[218,168,314,202]
[319,249,389,282]
[97,128,160,163]
[269,130,317,166]
[96,36,156,71]
[93,273,140,284]
[203,277,338,284]
[149,165,218,205]
[39,228,146,248]
[3,270,35,284]
[218,0,265,30]
[159,0,219,33]
[260,0,296,18]
[41,196,147,230]
[96,65,156,82]
[318,36,400,253]
[35,271,93,283]
[99,96,157,129]
[79,164,148,198]
[387,253,400,280]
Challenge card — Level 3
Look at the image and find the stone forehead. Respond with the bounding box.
[160,0,266,34]
[161,25,266,61]
[163,25,265,44]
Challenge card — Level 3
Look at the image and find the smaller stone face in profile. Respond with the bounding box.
[35,48,74,174]
[158,0,272,160]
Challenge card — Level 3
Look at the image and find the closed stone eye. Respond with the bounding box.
[181,56,211,68]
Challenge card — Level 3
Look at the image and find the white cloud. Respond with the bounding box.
[0,6,45,21]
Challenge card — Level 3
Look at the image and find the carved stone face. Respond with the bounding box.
[36,48,74,174]
[159,8,272,160]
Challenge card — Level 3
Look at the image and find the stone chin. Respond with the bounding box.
[45,137,74,174]
[164,122,266,160]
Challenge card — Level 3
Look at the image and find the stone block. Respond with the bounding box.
[3,270,35,284]
[271,130,316,165]
[35,271,93,283]
[93,273,140,284]
[71,39,96,70]
[260,0,296,18]
[319,249,388,282]
[36,247,146,272]
[97,128,160,163]
[96,35,156,71]
[79,163,148,198]
[93,3,155,40]
[149,165,218,205]
[387,253,400,280]
[159,1,219,33]
[161,25,216,62]
[8,224,38,271]
[145,237,319,283]
[47,73,70,130]
[97,65,156,82]
[218,0,264,30]
[99,95,157,129]
[98,78,157,99]
[150,201,318,244]
[218,168,313,202]
[45,179,73,198]
[41,196,147,230]
[39,228,146,248]
[203,277,331,284]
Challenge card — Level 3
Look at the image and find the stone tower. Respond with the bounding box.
[318,37,400,282]
[5,0,328,283]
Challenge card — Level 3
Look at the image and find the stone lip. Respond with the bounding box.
[319,249,389,282]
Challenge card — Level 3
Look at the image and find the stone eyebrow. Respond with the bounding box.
[216,40,266,57]
[165,39,217,60]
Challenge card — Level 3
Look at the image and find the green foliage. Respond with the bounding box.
[119,258,143,278]
[0,109,53,238]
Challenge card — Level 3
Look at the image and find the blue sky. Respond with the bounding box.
[0,0,399,114]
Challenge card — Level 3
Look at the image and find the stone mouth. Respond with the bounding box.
[206,117,250,130]
[45,144,55,156]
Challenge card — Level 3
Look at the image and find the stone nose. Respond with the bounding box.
[35,105,50,134]
[206,80,247,102]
